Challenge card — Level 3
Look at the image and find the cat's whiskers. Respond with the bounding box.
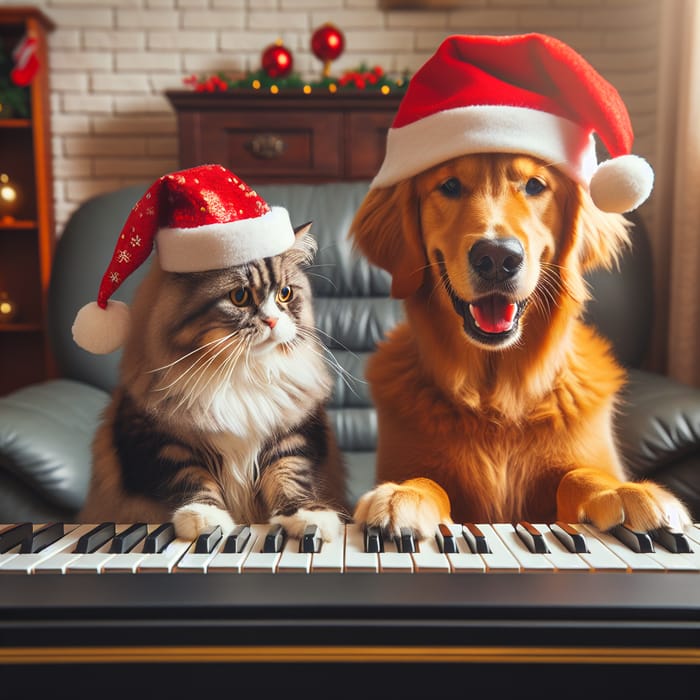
[147,331,238,374]
[155,333,242,405]
[296,325,363,397]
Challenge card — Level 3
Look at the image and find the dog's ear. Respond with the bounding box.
[576,190,632,272]
[350,181,427,298]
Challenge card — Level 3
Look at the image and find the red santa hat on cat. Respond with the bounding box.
[371,33,653,213]
[72,164,295,354]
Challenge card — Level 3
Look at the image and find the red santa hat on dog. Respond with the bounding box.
[371,33,653,213]
[72,164,295,354]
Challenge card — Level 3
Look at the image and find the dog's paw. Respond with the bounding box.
[172,503,235,541]
[270,508,344,542]
[580,481,692,532]
[353,477,453,540]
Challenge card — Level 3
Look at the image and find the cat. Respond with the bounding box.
[79,222,349,543]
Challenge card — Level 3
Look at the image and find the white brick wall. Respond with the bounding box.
[0,0,661,234]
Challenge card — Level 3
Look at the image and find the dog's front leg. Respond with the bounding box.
[556,467,691,532]
[352,477,453,539]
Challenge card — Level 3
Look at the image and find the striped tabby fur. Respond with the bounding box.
[80,224,349,542]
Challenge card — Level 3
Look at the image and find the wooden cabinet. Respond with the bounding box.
[0,7,54,395]
[166,90,402,183]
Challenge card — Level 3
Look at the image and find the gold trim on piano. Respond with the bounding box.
[1,646,698,665]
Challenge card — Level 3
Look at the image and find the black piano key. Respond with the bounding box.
[650,528,693,554]
[223,525,251,553]
[436,523,457,554]
[21,522,64,554]
[75,522,116,554]
[263,524,286,553]
[0,523,33,553]
[300,524,322,553]
[395,527,416,553]
[143,523,175,554]
[610,524,655,553]
[194,526,223,554]
[462,523,492,554]
[110,522,148,553]
[515,521,550,554]
[364,525,384,553]
[551,521,589,554]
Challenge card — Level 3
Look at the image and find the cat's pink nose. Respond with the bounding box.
[265,317,278,329]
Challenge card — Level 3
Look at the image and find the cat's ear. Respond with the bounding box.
[288,221,317,265]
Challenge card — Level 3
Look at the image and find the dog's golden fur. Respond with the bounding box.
[351,153,690,537]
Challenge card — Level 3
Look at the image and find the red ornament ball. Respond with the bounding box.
[261,41,293,78]
[311,23,345,62]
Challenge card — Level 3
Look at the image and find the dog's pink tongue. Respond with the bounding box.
[469,297,517,333]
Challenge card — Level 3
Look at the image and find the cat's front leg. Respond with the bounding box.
[172,502,235,541]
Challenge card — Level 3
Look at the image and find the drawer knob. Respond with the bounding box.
[247,134,286,160]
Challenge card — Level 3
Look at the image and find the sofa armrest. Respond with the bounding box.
[0,379,109,521]
[617,368,700,519]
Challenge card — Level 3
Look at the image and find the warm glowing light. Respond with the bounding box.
[0,302,11,314]
[328,83,337,93]
[270,84,279,94]
[381,85,390,95]
[252,79,261,89]
[0,174,17,204]
[303,84,312,94]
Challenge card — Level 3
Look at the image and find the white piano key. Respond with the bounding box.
[66,524,136,574]
[343,523,378,573]
[309,529,345,573]
[491,523,556,572]
[34,524,110,574]
[685,524,700,546]
[410,532,451,573]
[644,544,700,572]
[474,524,521,572]
[102,524,161,573]
[0,523,46,568]
[241,525,283,573]
[379,534,414,573]
[137,537,192,573]
[442,524,486,573]
[276,535,312,574]
[535,525,591,571]
[207,528,258,574]
[581,525,663,572]
[0,524,87,574]
[175,529,228,574]
[563,524,628,572]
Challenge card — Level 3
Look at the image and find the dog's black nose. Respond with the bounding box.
[469,238,524,281]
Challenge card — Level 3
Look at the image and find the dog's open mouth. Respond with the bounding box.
[437,256,528,346]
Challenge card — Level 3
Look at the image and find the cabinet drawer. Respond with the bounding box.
[345,111,394,179]
[182,111,343,181]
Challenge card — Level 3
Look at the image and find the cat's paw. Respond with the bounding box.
[270,508,344,542]
[172,503,235,541]
[353,478,453,540]
[580,481,692,533]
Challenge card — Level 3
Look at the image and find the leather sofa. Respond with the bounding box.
[1,180,699,523]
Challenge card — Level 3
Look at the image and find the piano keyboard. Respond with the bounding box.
[1,520,699,574]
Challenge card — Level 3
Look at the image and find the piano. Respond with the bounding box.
[1,521,699,694]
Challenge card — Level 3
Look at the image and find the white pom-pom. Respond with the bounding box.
[72,300,131,354]
[589,154,654,213]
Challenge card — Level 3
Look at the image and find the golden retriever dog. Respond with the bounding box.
[350,152,691,538]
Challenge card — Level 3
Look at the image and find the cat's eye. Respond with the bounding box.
[524,177,547,196]
[230,287,251,306]
[277,285,293,303]
[439,177,462,198]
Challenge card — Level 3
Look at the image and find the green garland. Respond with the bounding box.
[184,65,410,94]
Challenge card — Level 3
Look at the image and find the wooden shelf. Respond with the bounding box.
[0,7,55,396]
[166,89,402,184]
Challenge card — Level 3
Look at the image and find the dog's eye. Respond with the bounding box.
[524,177,547,196]
[439,178,462,198]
